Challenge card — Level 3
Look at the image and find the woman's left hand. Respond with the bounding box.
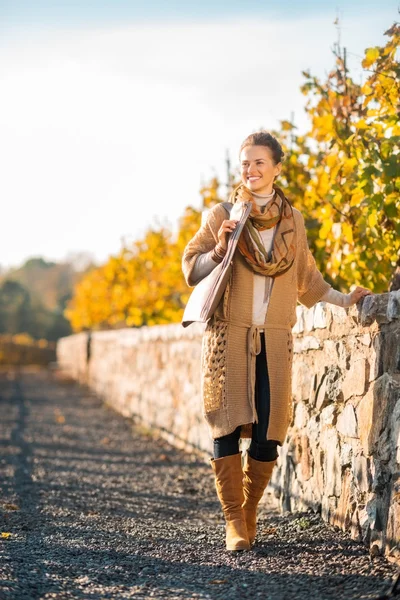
[348,286,373,306]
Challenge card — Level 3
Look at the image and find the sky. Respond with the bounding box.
[0,0,398,270]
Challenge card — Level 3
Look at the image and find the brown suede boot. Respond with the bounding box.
[210,453,250,551]
[242,453,277,545]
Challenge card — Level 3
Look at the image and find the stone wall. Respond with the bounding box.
[57,292,400,562]
[56,324,210,453]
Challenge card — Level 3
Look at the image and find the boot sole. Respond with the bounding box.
[226,542,251,551]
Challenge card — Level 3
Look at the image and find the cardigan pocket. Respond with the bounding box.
[201,320,228,413]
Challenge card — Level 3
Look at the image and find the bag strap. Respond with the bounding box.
[221,202,233,215]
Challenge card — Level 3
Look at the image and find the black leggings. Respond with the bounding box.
[213,333,279,462]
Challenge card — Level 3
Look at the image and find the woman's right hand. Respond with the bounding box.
[217,220,238,250]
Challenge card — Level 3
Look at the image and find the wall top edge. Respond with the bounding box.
[58,290,400,346]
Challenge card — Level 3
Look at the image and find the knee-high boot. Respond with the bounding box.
[210,453,250,551]
[242,453,277,545]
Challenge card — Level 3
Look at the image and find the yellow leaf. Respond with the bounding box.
[350,190,364,207]
[362,47,380,68]
[355,120,368,130]
[316,171,330,196]
[361,83,373,95]
[315,114,335,135]
[326,153,337,168]
[1,532,11,539]
[319,220,332,240]
[368,212,378,228]
[342,158,358,177]
[342,223,354,244]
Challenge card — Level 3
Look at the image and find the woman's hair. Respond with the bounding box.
[240,131,284,165]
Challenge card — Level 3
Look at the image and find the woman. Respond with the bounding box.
[182,131,372,552]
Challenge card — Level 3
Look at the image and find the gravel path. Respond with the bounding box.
[0,368,399,600]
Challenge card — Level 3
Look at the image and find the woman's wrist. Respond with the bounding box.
[342,293,353,308]
[321,287,352,308]
[211,243,227,264]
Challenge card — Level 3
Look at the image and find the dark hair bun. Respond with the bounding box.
[240,131,284,165]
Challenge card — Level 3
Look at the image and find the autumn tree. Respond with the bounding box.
[65,177,226,331]
[65,23,399,331]
[278,23,400,292]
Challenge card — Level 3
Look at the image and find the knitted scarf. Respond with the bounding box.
[231,183,296,277]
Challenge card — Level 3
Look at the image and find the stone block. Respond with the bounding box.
[294,401,309,430]
[386,475,400,557]
[367,493,386,554]
[306,415,320,450]
[357,374,400,456]
[337,404,358,438]
[314,302,328,329]
[292,361,313,402]
[292,306,305,333]
[315,366,343,410]
[371,460,390,495]
[293,335,320,353]
[340,442,353,467]
[329,304,349,326]
[359,293,390,327]
[291,432,302,463]
[301,479,321,512]
[356,388,374,457]
[352,453,370,493]
[350,508,362,542]
[314,448,324,492]
[323,429,341,497]
[376,434,392,464]
[323,339,338,358]
[342,358,367,400]
[387,290,400,321]
[359,333,372,347]
[320,404,338,428]
[332,467,353,530]
[304,306,315,332]
[369,334,382,382]
[322,495,338,522]
[300,435,313,481]
[358,505,371,543]
[379,330,400,375]
[391,400,400,465]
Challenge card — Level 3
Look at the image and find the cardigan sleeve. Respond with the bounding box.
[296,212,332,309]
[191,250,219,285]
[182,203,227,287]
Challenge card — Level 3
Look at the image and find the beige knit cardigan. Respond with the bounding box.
[182,202,331,445]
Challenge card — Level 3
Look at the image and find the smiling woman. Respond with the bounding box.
[240,132,283,195]
[182,129,373,553]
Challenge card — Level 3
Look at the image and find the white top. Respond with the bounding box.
[251,191,277,325]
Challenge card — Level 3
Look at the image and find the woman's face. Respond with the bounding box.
[240,145,282,194]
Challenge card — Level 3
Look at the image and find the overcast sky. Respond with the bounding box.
[0,0,398,269]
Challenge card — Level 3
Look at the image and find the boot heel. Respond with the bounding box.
[226,519,250,551]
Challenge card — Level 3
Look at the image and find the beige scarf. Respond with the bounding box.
[231,183,296,277]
